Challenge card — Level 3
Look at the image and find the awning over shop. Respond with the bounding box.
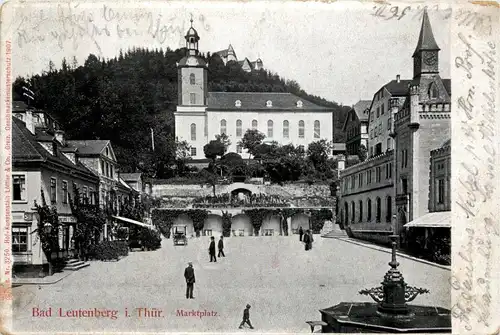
[112,216,155,230]
[404,211,451,229]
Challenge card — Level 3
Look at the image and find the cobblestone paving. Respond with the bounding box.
[12,236,450,333]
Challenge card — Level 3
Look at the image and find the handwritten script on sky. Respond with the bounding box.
[451,4,499,333]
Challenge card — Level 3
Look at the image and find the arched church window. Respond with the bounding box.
[235,100,242,107]
[296,100,303,108]
[220,119,227,135]
[190,123,196,141]
[267,120,273,138]
[283,120,289,138]
[429,83,439,99]
[190,73,195,85]
[266,100,272,107]
[298,120,305,138]
[252,120,258,129]
[236,120,242,137]
[314,120,320,138]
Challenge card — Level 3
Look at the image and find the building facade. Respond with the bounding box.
[338,10,451,243]
[342,100,370,155]
[11,112,100,268]
[176,24,333,159]
[66,140,139,236]
[215,44,264,72]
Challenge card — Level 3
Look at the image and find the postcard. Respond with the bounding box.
[0,1,498,334]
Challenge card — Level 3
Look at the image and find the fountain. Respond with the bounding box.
[317,235,451,333]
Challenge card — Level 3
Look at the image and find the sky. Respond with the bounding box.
[7,1,452,106]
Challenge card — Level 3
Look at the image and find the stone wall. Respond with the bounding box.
[152,182,333,199]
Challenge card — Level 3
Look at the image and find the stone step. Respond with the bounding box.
[64,262,90,271]
[66,258,81,265]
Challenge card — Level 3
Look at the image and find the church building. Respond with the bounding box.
[175,21,334,160]
[337,10,451,243]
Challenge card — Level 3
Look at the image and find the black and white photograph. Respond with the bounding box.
[0,1,498,334]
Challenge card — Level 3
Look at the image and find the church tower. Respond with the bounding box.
[412,9,440,79]
[177,18,208,106]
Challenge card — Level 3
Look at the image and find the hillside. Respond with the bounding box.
[13,48,349,178]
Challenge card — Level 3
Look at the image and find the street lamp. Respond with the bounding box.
[43,222,52,234]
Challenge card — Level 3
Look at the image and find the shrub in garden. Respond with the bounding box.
[139,228,162,250]
[87,241,129,261]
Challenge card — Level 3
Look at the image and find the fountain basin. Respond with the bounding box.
[319,302,451,333]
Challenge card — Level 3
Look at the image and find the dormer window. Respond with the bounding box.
[429,83,439,99]
[266,100,272,107]
[296,100,303,108]
[235,100,242,107]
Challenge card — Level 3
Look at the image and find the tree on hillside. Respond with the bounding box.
[175,139,192,176]
[307,139,333,170]
[238,129,266,159]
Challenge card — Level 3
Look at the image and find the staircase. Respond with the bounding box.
[321,224,348,238]
[64,258,90,271]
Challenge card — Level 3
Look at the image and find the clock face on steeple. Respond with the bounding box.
[424,53,438,66]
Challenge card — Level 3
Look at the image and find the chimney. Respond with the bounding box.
[55,130,66,146]
[396,74,401,83]
[24,110,36,134]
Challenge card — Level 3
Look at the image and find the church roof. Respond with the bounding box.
[178,55,206,67]
[384,79,413,96]
[413,9,440,56]
[206,92,330,111]
[185,27,199,39]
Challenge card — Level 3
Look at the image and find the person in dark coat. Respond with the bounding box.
[209,236,217,262]
[239,304,254,329]
[298,226,304,241]
[303,230,311,251]
[184,262,195,299]
[218,236,225,257]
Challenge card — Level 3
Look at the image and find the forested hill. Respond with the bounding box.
[13,48,349,178]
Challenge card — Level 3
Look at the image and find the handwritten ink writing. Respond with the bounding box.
[457,87,475,119]
[370,4,451,21]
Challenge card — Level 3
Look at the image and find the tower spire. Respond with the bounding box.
[190,14,193,27]
[413,9,440,57]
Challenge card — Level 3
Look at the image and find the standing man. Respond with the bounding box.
[218,236,225,257]
[303,230,311,251]
[299,226,304,241]
[239,304,254,329]
[209,236,217,262]
[184,262,195,299]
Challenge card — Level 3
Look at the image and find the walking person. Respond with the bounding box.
[209,236,217,262]
[308,229,314,250]
[239,304,254,329]
[303,230,311,251]
[298,226,304,241]
[184,262,195,299]
[218,236,225,257]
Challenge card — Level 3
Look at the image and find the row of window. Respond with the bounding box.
[370,119,391,139]
[190,120,322,141]
[13,226,71,253]
[343,162,393,192]
[344,196,392,224]
[100,159,115,179]
[13,175,97,205]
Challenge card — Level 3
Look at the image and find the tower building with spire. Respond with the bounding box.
[175,21,333,160]
[336,10,451,249]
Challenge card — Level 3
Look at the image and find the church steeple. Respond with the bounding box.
[185,15,200,56]
[412,9,440,79]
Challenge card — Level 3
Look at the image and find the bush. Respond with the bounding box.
[87,241,129,261]
[139,228,162,250]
